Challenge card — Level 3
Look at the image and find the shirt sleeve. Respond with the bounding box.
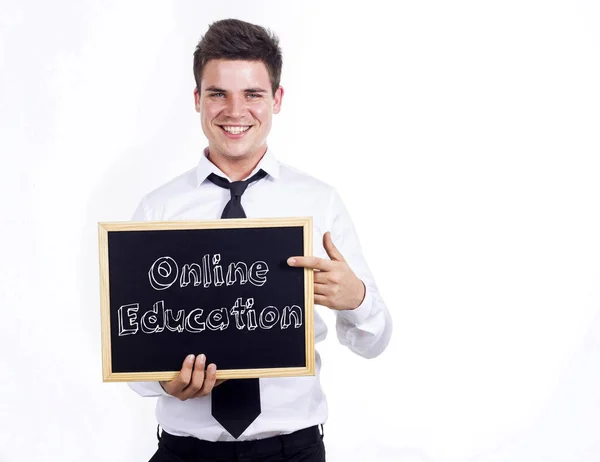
[131,196,150,221]
[327,189,393,359]
[128,381,169,397]
[127,196,170,398]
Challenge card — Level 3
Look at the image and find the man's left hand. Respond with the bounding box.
[287,231,366,311]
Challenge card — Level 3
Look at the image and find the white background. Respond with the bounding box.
[1,1,600,461]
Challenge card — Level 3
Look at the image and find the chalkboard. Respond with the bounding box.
[98,217,314,382]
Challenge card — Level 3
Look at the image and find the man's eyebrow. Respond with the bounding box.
[204,86,227,92]
[204,87,268,93]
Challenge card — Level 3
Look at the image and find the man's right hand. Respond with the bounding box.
[160,354,225,401]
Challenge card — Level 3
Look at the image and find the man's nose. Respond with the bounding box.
[224,95,246,118]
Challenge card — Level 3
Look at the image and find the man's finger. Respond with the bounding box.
[193,377,227,398]
[314,271,329,284]
[182,354,206,399]
[314,294,328,306]
[170,354,196,393]
[287,256,334,271]
[314,282,329,296]
[196,363,218,397]
[323,232,345,262]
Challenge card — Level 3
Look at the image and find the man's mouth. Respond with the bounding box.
[218,125,252,135]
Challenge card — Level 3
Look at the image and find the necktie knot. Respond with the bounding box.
[207,169,268,219]
[229,180,249,197]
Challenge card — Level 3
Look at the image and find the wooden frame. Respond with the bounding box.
[98,217,314,382]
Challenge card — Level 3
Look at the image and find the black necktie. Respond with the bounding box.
[208,169,267,219]
[207,168,266,438]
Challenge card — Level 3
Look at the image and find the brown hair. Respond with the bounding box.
[193,19,283,95]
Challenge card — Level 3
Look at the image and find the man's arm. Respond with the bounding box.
[287,189,393,359]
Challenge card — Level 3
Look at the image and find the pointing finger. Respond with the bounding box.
[287,256,334,271]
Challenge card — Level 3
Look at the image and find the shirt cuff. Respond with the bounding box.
[128,381,170,397]
[337,288,374,325]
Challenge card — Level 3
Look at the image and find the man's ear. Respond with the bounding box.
[273,86,284,114]
[193,87,201,113]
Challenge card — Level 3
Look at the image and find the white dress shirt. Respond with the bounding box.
[128,148,392,441]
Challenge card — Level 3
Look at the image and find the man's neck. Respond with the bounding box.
[207,147,267,181]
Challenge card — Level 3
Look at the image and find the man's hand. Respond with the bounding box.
[160,354,225,401]
[287,231,366,311]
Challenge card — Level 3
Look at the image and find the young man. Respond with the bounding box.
[129,18,392,462]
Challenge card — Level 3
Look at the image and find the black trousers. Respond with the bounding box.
[149,426,326,462]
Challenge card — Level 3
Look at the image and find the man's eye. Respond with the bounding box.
[210,92,225,97]
[247,93,261,99]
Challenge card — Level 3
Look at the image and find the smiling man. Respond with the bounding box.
[196,58,281,175]
[129,18,392,462]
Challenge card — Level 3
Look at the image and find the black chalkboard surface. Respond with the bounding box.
[98,217,314,382]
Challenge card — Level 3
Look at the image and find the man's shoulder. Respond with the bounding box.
[278,161,337,195]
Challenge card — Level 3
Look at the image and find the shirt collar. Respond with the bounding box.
[195,147,280,186]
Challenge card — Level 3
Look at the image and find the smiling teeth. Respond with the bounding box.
[222,126,250,134]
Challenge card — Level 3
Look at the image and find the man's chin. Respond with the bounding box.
[223,148,250,159]
[208,138,267,160]
[213,145,251,159]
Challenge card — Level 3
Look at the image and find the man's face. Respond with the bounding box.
[194,59,283,161]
